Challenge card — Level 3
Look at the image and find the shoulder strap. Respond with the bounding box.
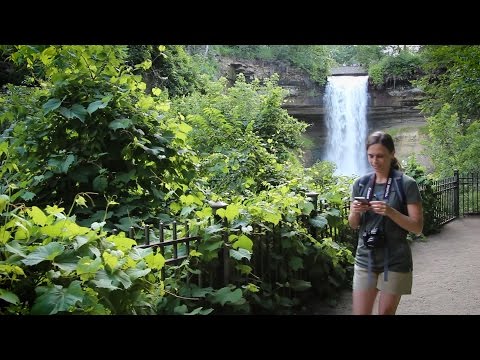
[359,172,374,188]
[391,169,407,213]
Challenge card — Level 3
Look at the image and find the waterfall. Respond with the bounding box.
[323,75,369,177]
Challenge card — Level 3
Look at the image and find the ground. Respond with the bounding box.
[304,216,480,315]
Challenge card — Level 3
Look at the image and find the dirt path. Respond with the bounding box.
[307,216,480,315]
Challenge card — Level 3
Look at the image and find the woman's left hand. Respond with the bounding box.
[369,200,390,216]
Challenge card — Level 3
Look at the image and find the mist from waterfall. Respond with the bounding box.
[323,75,369,177]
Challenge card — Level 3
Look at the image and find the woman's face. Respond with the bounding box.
[367,143,394,174]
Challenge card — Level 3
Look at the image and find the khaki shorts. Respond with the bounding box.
[353,265,412,295]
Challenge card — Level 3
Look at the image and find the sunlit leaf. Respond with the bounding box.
[26,206,48,226]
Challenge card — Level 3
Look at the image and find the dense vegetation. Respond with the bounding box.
[0,44,478,315]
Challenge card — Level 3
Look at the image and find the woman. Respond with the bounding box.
[348,131,423,315]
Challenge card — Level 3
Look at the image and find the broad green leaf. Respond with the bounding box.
[191,286,213,298]
[87,100,108,115]
[93,176,108,192]
[200,239,223,252]
[109,118,132,131]
[232,234,253,251]
[189,249,202,257]
[5,242,27,258]
[300,201,315,215]
[125,267,151,281]
[59,106,74,119]
[14,227,28,240]
[229,248,251,261]
[93,267,134,289]
[224,204,240,222]
[185,307,214,315]
[22,242,65,266]
[177,122,192,134]
[115,217,138,232]
[20,191,36,201]
[112,270,132,289]
[45,205,65,216]
[288,256,304,271]
[103,251,119,270]
[70,104,88,122]
[54,259,78,273]
[236,264,252,275]
[129,247,153,261]
[137,96,154,109]
[0,289,20,304]
[145,252,165,270]
[205,224,223,234]
[310,215,328,229]
[263,211,281,225]
[92,269,123,289]
[288,279,311,292]
[180,206,194,217]
[0,194,9,212]
[41,221,89,238]
[0,229,11,244]
[73,236,88,250]
[244,283,259,293]
[174,304,188,314]
[27,206,48,226]
[92,277,119,290]
[76,257,103,275]
[107,234,136,252]
[31,281,84,314]
[43,98,62,114]
[211,287,244,306]
[61,154,75,173]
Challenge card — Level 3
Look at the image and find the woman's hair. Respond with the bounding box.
[366,131,401,170]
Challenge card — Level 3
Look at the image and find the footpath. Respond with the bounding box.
[306,216,480,315]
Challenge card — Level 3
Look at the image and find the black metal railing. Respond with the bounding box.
[114,170,480,296]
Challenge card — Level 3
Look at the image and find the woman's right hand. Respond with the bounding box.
[352,200,370,214]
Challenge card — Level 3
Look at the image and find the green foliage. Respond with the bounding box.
[414,46,480,175]
[0,45,198,231]
[172,73,307,197]
[416,45,480,129]
[212,45,331,85]
[369,51,423,88]
[0,44,363,314]
[402,156,439,235]
[0,203,168,314]
[328,45,384,67]
[368,62,385,86]
[127,45,205,98]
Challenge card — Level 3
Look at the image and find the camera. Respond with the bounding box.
[362,227,385,249]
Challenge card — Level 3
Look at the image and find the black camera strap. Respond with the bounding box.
[364,168,394,283]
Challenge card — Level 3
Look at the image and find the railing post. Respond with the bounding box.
[306,191,319,238]
[208,200,229,286]
[454,169,459,218]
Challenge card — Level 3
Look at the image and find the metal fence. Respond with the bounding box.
[430,170,480,225]
[121,170,480,291]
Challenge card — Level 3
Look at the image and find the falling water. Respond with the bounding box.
[323,75,369,176]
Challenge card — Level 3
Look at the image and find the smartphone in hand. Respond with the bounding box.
[354,196,370,204]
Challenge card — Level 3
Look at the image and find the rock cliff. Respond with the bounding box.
[216,57,430,169]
